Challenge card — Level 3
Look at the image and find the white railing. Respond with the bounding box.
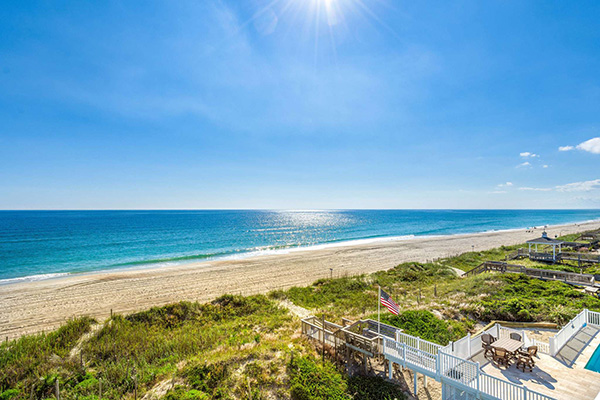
[396,331,442,355]
[438,351,479,390]
[480,372,554,400]
[383,338,437,374]
[384,334,556,400]
[587,309,600,326]
[549,309,586,356]
[529,339,550,355]
[499,326,527,342]
[480,372,525,399]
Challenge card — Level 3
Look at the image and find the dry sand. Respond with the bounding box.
[1,220,599,339]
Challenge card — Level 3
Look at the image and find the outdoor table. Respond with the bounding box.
[491,337,523,354]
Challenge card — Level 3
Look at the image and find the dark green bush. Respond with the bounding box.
[287,355,348,400]
[348,376,406,400]
[382,310,464,345]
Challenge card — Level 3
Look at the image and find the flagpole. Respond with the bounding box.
[378,285,381,337]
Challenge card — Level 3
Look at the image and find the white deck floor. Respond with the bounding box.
[472,326,600,400]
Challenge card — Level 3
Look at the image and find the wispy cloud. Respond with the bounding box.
[556,179,600,192]
[519,187,552,192]
[489,190,507,194]
[516,161,531,168]
[542,164,549,168]
[497,182,513,187]
[558,145,574,151]
[520,152,538,158]
[518,179,600,193]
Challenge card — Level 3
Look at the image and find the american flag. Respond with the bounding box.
[380,289,400,315]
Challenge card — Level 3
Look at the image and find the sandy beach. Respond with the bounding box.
[1,220,599,339]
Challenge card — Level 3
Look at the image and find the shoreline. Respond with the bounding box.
[3,217,599,286]
[1,219,600,339]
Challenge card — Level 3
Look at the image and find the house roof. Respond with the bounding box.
[526,236,565,245]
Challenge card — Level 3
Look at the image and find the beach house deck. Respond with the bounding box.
[301,309,600,400]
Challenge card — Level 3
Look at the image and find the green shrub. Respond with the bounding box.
[382,310,463,345]
[0,389,19,400]
[287,355,348,400]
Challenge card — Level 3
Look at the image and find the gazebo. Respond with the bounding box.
[526,231,564,261]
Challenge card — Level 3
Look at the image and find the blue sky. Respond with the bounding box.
[1,0,599,209]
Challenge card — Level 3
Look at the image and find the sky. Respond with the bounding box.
[0,0,599,210]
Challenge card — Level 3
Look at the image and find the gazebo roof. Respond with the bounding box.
[526,232,564,246]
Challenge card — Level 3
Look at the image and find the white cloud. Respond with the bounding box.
[542,165,549,168]
[576,137,600,154]
[558,145,574,152]
[516,161,531,168]
[497,182,513,187]
[555,179,600,192]
[519,187,552,192]
[520,152,538,158]
[489,190,507,194]
[517,178,600,193]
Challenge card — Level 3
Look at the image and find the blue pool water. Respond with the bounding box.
[0,209,599,283]
[585,344,600,373]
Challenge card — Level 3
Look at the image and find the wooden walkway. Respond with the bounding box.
[465,261,598,288]
[508,248,600,264]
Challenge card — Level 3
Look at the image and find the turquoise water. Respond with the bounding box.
[585,343,600,373]
[0,209,599,283]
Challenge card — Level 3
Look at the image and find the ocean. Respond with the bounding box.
[0,209,599,283]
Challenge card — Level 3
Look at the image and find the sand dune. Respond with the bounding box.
[1,220,599,339]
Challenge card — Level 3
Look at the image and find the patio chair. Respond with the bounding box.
[482,333,491,345]
[528,346,538,357]
[510,332,522,341]
[516,353,535,372]
[492,348,510,367]
[482,343,494,359]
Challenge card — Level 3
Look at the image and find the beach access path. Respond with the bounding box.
[1,220,599,339]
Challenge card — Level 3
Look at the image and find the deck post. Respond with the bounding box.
[424,374,427,388]
[524,385,528,400]
[413,371,418,396]
[402,342,406,366]
[388,359,393,379]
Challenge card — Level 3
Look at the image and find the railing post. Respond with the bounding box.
[476,362,480,394]
[467,333,472,358]
[524,385,528,400]
[402,342,406,366]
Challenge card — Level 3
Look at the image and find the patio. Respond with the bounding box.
[472,325,600,400]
